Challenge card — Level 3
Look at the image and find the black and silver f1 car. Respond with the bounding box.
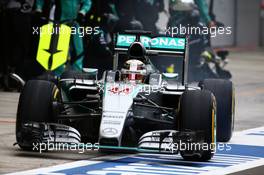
[16,31,235,161]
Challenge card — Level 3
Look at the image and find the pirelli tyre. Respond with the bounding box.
[179,90,216,161]
[199,79,235,142]
[16,80,59,150]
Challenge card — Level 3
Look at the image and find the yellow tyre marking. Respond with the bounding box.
[53,88,59,100]
[212,107,215,143]
[211,96,217,151]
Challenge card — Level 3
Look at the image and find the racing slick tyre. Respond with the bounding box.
[16,80,59,150]
[179,90,216,161]
[199,79,235,142]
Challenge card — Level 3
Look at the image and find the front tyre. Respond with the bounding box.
[179,90,216,161]
[16,80,59,150]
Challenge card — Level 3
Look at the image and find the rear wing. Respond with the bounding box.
[114,33,187,56]
[113,32,189,85]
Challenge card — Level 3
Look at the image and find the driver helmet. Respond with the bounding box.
[121,59,147,83]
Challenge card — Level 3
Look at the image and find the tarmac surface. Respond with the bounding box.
[0,49,263,174]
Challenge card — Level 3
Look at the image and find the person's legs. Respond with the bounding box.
[1,10,16,90]
[12,12,32,76]
[52,23,84,76]
[71,22,84,71]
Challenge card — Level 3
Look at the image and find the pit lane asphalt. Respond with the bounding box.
[0,49,263,174]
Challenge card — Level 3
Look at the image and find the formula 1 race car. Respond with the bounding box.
[16,31,235,161]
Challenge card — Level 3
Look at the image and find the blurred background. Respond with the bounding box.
[0,1,264,173]
[0,0,263,89]
[211,0,264,48]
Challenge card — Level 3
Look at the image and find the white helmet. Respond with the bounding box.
[121,59,147,83]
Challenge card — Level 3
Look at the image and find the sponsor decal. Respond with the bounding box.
[102,115,123,119]
[109,86,132,95]
[116,34,186,50]
[102,128,118,136]
[102,120,121,125]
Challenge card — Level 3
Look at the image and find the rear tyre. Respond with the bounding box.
[16,80,59,150]
[179,90,216,161]
[199,79,235,142]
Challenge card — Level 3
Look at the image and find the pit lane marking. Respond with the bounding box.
[5,160,100,175]
[5,126,264,175]
[200,159,264,175]
[0,118,16,124]
[237,87,264,97]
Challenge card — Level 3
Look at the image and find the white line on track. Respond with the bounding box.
[5,126,264,175]
[200,158,264,175]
